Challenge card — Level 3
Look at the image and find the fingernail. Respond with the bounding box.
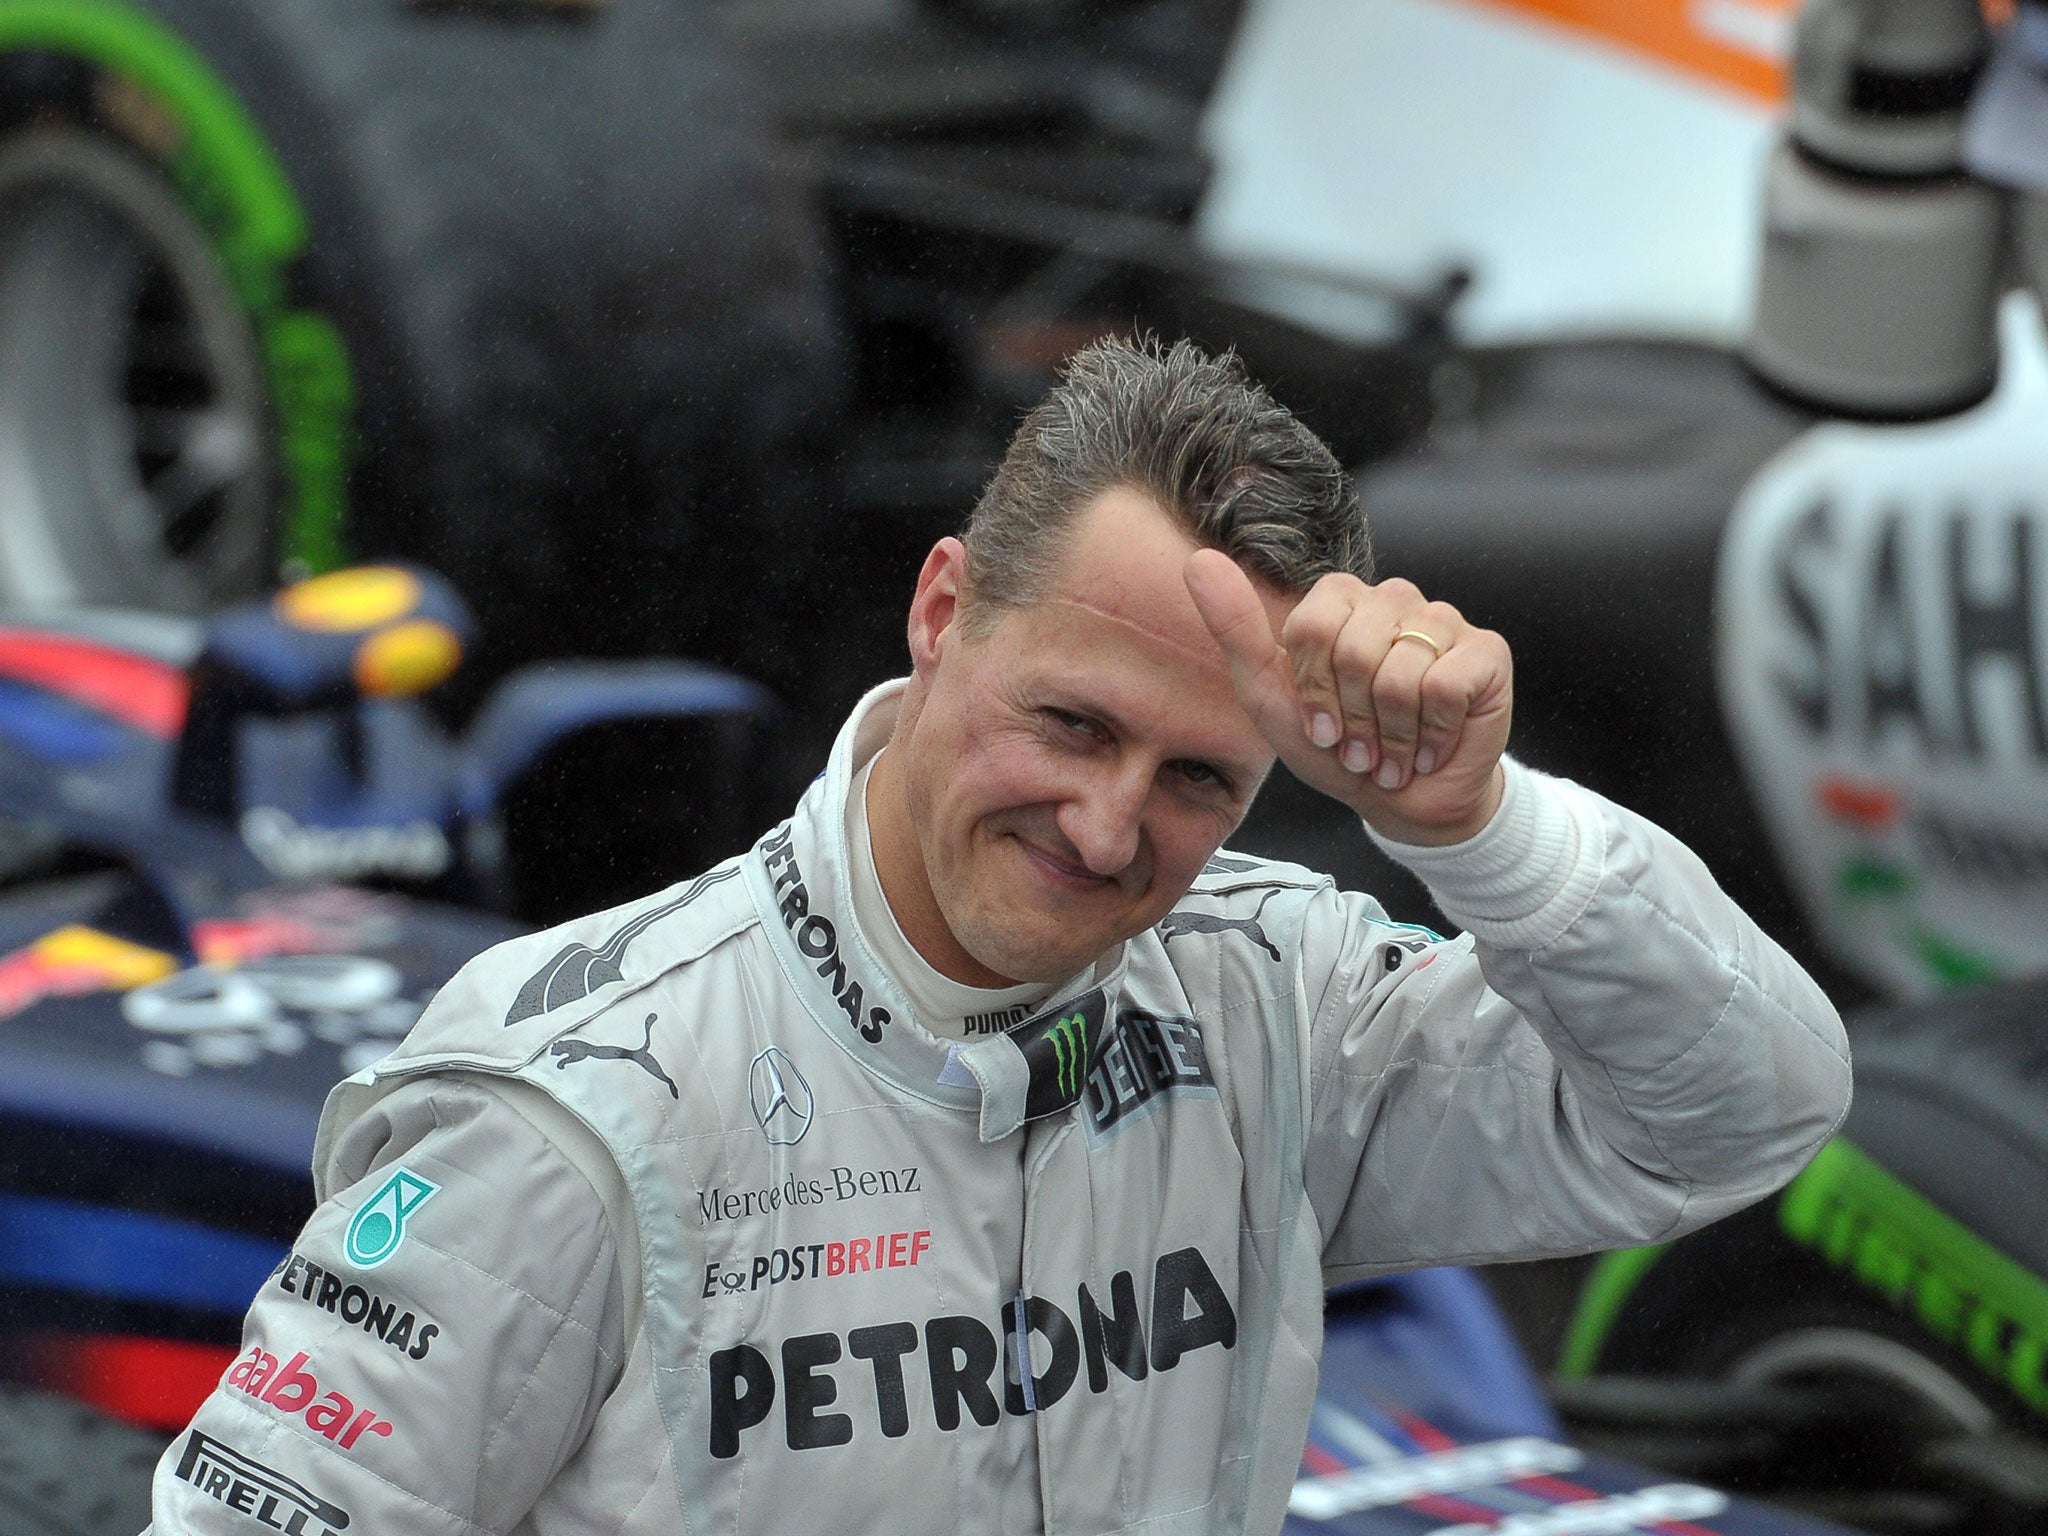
[1310,712,1339,748]
[1416,747,1437,776]
[1376,759,1401,790]
[1342,740,1369,774]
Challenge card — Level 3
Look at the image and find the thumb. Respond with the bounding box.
[1184,549,1299,743]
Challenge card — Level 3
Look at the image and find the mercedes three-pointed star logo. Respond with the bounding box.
[748,1047,815,1145]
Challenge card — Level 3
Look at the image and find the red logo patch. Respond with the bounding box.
[224,1348,392,1450]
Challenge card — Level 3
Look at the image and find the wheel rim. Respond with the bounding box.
[1731,1325,2000,1437]
[0,127,269,612]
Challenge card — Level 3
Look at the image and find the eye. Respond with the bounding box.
[1044,707,1099,738]
[1175,760,1230,792]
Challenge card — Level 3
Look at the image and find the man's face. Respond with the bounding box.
[891,487,1293,985]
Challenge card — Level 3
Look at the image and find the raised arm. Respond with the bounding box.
[1184,547,1849,1272]
[1296,759,1851,1274]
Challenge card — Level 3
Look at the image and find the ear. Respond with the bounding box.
[907,537,969,680]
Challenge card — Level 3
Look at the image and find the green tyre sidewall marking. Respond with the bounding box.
[1781,1136,2048,1418]
[1555,1242,1668,1379]
[0,0,351,575]
[1557,1139,2048,1421]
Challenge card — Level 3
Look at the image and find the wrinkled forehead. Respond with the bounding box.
[1045,486,1221,643]
[995,488,1282,770]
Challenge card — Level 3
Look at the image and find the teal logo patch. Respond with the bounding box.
[345,1167,439,1270]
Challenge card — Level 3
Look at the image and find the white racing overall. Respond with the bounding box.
[147,682,1851,1536]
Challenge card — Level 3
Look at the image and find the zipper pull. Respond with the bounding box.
[1012,1288,1038,1412]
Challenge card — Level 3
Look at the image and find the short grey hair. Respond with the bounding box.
[959,335,1369,625]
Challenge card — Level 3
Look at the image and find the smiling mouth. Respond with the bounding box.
[1014,836,1117,892]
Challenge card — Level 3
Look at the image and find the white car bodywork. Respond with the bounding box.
[1198,0,1790,344]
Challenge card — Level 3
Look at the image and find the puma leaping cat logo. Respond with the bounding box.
[549,1013,679,1099]
[1158,887,1282,962]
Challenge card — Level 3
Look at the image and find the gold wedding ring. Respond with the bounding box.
[1392,629,1444,660]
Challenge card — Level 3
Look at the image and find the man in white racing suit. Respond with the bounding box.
[147,338,1849,1536]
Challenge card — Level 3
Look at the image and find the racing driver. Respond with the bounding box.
[148,337,1850,1536]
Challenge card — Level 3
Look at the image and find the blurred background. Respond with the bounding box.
[1,0,2046,1531]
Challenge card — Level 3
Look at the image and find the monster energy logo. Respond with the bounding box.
[344,1167,439,1270]
[1049,1012,1090,1097]
[1015,988,1107,1122]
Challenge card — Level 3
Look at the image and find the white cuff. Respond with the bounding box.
[1363,757,1603,951]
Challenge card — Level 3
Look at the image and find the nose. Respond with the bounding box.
[1054,763,1150,879]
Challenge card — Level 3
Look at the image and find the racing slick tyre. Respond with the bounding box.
[1559,981,2048,1533]
[0,1385,163,1536]
[0,0,843,681]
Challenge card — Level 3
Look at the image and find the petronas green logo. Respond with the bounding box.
[1049,1012,1090,1098]
[345,1167,440,1270]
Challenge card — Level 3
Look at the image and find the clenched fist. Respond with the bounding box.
[1184,551,1512,846]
